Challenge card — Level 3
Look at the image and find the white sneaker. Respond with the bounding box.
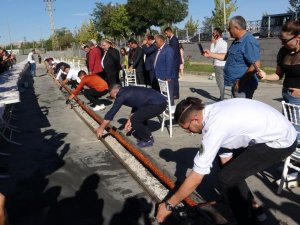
[92,104,106,111]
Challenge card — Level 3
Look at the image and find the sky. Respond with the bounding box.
[0,0,291,45]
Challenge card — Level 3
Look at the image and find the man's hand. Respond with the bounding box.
[289,88,300,97]
[96,127,105,139]
[258,69,267,80]
[234,79,240,92]
[142,39,148,45]
[202,49,210,58]
[125,119,132,132]
[156,202,172,223]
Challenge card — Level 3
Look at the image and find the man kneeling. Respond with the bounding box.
[68,70,109,111]
[96,84,167,147]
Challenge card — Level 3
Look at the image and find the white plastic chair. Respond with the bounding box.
[123,69,137,86]
[158,79,176,137]
[277,101,300,194]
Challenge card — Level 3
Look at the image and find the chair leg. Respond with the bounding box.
[169,116,173,138]
[277,156,291,194]
[161,116,166,132]
[0,132,22,146]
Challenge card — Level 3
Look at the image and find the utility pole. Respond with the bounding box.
[44,0,59,50]
[7,21,13,51]
[220,0,227,38]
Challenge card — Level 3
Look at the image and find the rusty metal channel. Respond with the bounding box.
[47,70,198,207]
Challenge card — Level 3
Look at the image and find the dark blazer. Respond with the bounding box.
[103,47,121,85]
[169,35,181,67]
[153,44,175,80]
[142,43,157,71]
[130,46,145,74]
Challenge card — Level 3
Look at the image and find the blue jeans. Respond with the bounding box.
[282,88,300,105]
[29,63,36,76]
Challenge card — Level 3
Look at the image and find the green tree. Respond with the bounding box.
[185,15,199,36]
[126,0,188,35]
[108,4,131,37]
[201,16,214,33]
[44,38,53,51]
[288,0,300,17]
[75,20,99,44]
[91,3,130,38]
[54,27,75,49]
[211,0,237,30]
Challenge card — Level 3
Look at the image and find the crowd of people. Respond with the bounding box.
[156,16,300,225]
[36,15,300,225]
[0,48,16,74]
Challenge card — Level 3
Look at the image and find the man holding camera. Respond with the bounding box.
[210,28,228,100]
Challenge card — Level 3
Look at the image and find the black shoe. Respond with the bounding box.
[174,96,179,100]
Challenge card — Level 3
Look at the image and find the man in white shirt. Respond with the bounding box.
[156,97,297,225]
[61,65,81,89]
[210,28,227,100]
[27,49,36,76]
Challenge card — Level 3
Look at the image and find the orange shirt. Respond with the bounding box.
[72,74,108,96]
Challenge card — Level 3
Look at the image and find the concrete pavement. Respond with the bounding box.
[1,58,299,224]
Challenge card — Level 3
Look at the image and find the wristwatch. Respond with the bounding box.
[164,201,175,212]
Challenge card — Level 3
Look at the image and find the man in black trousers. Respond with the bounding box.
[96,84,167,148]
[101,39,121,87]
[164,27,181,99]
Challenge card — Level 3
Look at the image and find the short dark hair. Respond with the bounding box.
[164,27,173,33]
[146,34,154,40]
[78,70,87,77]
[62,64,71,72]
[282,19,300,35]
[128,39,138,45]
[174,97,205,124]
[213,27,223,36]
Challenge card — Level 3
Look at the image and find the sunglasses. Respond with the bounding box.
[279,35,297,44]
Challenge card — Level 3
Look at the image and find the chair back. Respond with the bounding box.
[158,79,171,107]
[282,101,300,126]
[123,69,137,86]
[277,101,300,194]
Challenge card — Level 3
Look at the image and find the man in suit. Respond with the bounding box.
[87,41,103,76]
[128,39,145,85]
[153,34,175,105]
[101,39,121,87]
[96,84,167,148]
[164,27,181,99]
[142,35,157,89]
